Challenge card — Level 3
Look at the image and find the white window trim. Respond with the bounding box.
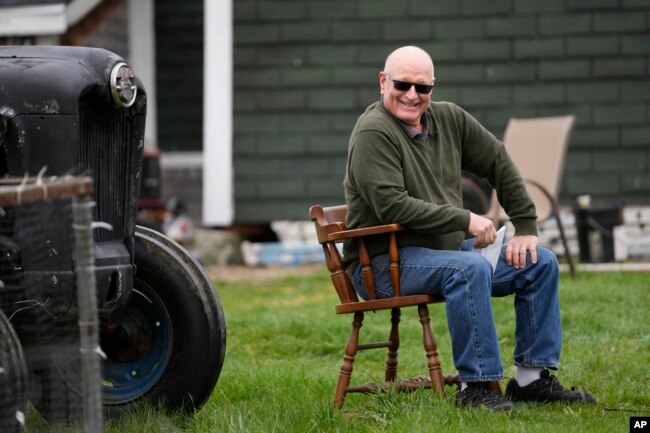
[202,0,233,226]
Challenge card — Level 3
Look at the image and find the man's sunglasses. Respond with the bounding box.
[387,74,434,94]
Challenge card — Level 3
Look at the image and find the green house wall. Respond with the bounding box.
[156,0,650,224]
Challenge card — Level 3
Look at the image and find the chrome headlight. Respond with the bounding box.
[109,62,137,108]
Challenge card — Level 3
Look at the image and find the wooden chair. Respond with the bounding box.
[309,204,461,409]
[485,115,577,277]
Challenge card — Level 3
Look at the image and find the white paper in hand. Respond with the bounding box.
[471,226,505,272]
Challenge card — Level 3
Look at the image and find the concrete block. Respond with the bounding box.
[193,228,246,266]
[623,206,650,225]
[271,220,318,243]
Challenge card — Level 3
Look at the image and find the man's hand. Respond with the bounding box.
[506,235,539,269]
[468,212,497,248]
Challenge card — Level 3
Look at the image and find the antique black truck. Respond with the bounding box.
[0,46,226,424]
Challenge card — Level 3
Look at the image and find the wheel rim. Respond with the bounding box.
[100,283,172,405]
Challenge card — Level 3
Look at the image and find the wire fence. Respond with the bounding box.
[0,175,102,433]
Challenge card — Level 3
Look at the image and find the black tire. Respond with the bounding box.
[100,226,227,414]
[0,310,28,433]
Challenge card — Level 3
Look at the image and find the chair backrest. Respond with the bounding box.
[309,204,359,304]
[489,115,575,222]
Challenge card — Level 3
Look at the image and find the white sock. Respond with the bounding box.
[461,382,468,391]
[516,366,543,387]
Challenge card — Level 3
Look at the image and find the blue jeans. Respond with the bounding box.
[350,239,561,382]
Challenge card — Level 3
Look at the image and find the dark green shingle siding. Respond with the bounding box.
[230,0,650,222]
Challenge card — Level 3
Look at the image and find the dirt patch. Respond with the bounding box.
[204,263,323,285]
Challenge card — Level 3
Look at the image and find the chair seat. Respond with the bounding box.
[335,294,444,314]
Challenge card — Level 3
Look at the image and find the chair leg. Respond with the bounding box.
[417,304,445,394]
[334,311,364,409]
[384,308,400,382]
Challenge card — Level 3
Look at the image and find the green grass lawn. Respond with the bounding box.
[104,268,649,432]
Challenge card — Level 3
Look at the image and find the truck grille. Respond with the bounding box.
[79,106,139,243]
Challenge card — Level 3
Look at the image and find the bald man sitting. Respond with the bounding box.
[342,45,595,411]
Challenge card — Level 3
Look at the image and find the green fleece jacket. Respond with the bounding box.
[343,100,537,269]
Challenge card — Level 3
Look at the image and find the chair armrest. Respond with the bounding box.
[327,223,404,242]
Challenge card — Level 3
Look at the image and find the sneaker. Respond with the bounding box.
[505,370,596,404]
[456,382,513,411]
